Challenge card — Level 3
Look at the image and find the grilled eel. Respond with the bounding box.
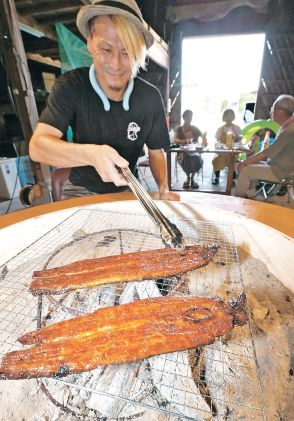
[0,293,248,380]
[29,244,219,295]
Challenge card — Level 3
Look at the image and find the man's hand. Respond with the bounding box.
[185,131,193,140]
[237,149,266,174]
[159,190,180,201]
[89,145,129,186]
[237,161,247,172]
[148,148,180,201]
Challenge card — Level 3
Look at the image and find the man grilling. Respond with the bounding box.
[29,0,178,201]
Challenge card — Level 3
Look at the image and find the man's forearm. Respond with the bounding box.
[244,150,267,166]
[238,149,267,172]
[148,149,169,193]
[29,123,129,186]
[30,134,95,168]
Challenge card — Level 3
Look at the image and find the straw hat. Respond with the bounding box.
[76,0,154,49]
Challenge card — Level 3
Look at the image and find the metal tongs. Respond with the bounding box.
[119,167,184,249]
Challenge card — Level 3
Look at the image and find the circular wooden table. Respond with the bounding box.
[0,191,293,238]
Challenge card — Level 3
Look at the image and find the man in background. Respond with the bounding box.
[235,94,294,198]
[173,109,207,189]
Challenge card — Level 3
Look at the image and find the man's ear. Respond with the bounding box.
[87,37,93,54]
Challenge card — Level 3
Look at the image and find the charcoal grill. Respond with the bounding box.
[0,208,266,420]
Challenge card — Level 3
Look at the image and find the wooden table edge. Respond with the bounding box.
[0,191,293,238]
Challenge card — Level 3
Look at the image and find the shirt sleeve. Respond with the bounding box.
[173,126,182,143]
[39,73,77,135]
[192,126,202,140]
[145,89,170,150]
[215,126,222,140]
[233,124,242,137]
[264,129,285,159]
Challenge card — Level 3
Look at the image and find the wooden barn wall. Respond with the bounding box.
[255,0,294,118]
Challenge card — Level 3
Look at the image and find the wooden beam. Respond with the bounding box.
[265,79,294,83]
[271,47,294,52]
[0,0,38,146]
[146,26,169,69]
[15,0,37,6]
[16,0,82,15]
[0,0,51,201]
[18,0,81,16]
[37,13,76,26]
[26,52,61,68]
[18,14,57,41]
[26,47,59,56]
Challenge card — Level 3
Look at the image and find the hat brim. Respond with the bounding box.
[76,5,154,49]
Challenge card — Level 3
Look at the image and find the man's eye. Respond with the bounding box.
[102,48,111,53]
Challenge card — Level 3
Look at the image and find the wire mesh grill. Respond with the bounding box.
[0,208,265,420]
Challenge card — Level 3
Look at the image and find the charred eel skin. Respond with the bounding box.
[29,245,219,295]
[0,293,247,380]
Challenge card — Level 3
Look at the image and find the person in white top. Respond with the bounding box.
[212,109,242,185]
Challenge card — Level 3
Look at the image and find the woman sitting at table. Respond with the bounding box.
[174,109,207,189]
[212,109,242,185]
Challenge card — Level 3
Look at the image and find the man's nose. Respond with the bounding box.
[110,52,123,70]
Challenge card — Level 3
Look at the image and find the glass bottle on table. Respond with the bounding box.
[226,130,233,149]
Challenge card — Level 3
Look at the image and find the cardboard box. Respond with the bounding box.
[0,158,21,199]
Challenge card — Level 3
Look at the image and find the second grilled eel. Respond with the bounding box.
[29,244,219,295]
[0,294,247,380]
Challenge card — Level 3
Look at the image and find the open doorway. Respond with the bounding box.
[181,33,265,139]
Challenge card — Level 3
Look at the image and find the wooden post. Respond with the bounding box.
[0,0,50,204]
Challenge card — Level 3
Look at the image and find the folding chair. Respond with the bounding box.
[51,167,70,202]
[137,159,150,190]
[254,182,277,199]
[255,177,294,205]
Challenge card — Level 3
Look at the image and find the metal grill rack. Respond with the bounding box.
[0,208,265,420]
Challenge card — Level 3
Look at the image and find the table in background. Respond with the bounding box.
[166,147,249,195]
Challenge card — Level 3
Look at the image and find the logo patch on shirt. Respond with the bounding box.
[127,122,141,141]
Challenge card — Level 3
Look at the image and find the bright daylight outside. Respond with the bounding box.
[181,33,266,142]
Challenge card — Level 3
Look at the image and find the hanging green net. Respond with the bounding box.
[55,22,93,141]
[55,22,92,73]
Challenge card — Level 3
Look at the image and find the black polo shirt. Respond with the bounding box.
[39,67,169,193]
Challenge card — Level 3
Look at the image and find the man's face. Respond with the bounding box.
[184,112,193,124]
[87,16,132,100]
[270,101,288,125]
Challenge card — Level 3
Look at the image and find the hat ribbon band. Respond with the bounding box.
[96,1,142,22]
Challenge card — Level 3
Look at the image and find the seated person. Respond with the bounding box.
[212,109,242,185]
[174,109,207,189]
[235,94,294,199]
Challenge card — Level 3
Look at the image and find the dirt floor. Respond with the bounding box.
[0,249,293,421]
